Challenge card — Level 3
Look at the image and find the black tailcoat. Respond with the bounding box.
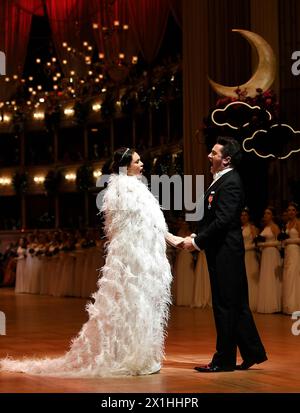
[194,169,266,368]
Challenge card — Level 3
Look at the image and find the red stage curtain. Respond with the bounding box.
[11,0,45,16]
[46,0,94,78]
[0,0,34,100]
[128,0,170,64]
[169,0,182,29]
[89,0,139,84]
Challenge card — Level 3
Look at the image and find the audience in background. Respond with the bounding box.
[1,203,299,315]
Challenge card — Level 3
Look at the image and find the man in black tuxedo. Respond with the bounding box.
[182,136,267,372]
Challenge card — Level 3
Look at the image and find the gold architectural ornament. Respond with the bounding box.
[208,29,276,98]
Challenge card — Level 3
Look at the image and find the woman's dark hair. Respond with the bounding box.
[287,201,299,211]
[216,136,242,167]
[111,147,134,173]
[265,205,276,217]
[241,206,250,216]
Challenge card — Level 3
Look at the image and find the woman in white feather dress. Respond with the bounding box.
[0,147,172,377]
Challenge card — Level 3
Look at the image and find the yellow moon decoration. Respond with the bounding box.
[208,29,276,98]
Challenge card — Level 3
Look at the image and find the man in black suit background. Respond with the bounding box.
[182,136,267,372]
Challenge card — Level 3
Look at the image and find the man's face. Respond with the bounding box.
[208,144,228,175]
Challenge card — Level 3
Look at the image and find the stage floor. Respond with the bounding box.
[0,288,299,393]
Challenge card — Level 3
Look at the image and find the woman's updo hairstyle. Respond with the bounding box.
[288,201,299,211]
[111,147,134,173]
[265,205,276,217]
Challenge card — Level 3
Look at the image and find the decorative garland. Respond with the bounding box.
[45,104,61,133]
[12,171,29,194]
[151,153,173,176]
[74,100,90,125]
[44,169,62,195]
[11,109,26,137]
[173,151,183,176]
[101,89,116,119]
[101,157,113,175]
[76,164,94,192]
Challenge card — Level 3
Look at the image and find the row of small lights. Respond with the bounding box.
[2,20,134,84]
[0,19,138,123]
[0,99,122,123]
[1,53,137,84]
[0,170,102,186]
[93,20,129,30]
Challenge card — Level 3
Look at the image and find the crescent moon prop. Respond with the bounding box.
[208,29,276,98]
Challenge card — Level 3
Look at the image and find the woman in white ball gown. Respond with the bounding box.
[256,207,282,314]
[0,147,173,377]
[282,202,300,315]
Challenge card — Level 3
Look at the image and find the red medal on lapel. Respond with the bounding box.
[208,191,215,209]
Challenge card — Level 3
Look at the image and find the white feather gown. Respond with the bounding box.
[0,174,172,377]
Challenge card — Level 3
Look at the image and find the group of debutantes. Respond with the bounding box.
[241,203,300,314]
[174,202,300,315]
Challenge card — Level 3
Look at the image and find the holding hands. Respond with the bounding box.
[178,233,197,251]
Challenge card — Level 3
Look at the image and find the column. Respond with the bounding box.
[84,192,89,227]
[20,195,26,230]
[53,129,58,163]
[132,116,136,148]
[20,131,26,229]
[20,130,25,167]
[250,0,280,96]
[148,108,153,147]
[83,126,88,160]
[250,0,283,206]
[110,120,114,155]
[55,195,59,228]
[183,0,210,189]
[166,102,170,143]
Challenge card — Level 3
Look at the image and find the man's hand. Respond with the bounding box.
[180,236,196,251]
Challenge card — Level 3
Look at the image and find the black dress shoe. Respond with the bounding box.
[236,354,268,370]
[194,364,234,373]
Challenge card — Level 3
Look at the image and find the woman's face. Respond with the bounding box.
[127,152,144,176]
[263,208,273,224]
[241,211,249,225]
[287,205,297,220]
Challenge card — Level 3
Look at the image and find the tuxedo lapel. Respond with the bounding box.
[204,170,235,199]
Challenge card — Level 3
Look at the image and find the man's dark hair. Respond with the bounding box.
[217,136,242,167]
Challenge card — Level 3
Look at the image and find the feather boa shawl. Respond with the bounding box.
[0,174,172,377]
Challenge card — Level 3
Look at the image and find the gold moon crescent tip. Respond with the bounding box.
[208,29,276,98]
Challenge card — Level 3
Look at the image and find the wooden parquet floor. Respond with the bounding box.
[0,288,299,394]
